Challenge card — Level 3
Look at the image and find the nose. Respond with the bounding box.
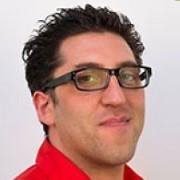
[101,75,127,107]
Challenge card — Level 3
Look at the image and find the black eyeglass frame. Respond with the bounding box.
[42,65,152,92]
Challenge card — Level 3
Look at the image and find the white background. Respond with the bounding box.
[0,0,180,179]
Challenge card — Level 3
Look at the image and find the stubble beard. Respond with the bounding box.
[76,126,143,170]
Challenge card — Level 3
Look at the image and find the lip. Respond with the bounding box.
[99,116,131,128]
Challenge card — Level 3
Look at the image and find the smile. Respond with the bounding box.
[99,116,131,128]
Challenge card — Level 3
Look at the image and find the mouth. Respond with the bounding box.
[99,116,131,128]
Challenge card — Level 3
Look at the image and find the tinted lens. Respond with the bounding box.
[75,69,108,90]
[118,67,147,88]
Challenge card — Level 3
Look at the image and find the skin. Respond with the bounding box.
[33,32,145,180]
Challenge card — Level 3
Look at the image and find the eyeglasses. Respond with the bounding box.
[42,65,152,92]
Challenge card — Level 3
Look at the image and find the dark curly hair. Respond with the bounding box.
[23,4,145,135]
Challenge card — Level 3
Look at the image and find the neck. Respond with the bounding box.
[48,129,125,180]
[80,163,125,180]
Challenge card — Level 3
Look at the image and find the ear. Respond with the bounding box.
[33,91,55,126]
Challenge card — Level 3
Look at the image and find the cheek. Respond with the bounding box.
[55,89,99,129]
[127,90,145,110]
[54,91,100,150]
[126,90,145,125]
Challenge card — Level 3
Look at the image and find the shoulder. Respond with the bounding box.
[15,165,47,180]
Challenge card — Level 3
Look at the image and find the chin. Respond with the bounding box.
[110,147,136,166]
[92,143,137,167]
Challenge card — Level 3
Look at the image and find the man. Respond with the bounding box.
[16,4,152,180]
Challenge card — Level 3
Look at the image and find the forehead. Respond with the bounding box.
[55,32,135,76]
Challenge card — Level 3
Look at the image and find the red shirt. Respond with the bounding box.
[15,139,143,180]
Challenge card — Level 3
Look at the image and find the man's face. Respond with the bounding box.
[49,32,144,167]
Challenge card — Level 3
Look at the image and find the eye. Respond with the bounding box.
[75,69,108,89]
[120,72,137,81]
[78,73,99,83]
[76,70,102,87]
[119,67,140,86]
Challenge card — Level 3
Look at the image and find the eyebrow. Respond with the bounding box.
[75,62,103,69]
[74,61,138,69]
[119,61,138,67]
